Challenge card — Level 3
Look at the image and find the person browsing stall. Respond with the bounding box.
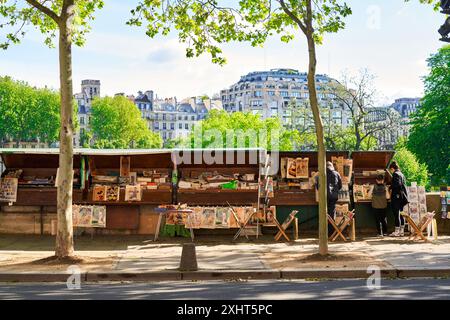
[371,174,389,237]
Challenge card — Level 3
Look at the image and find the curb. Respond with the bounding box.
[86,271,182,282]
[0,272,87,283]
[397,268,450,279]
[181,270,281,281]
[1,268,450,283]
[281,268,398,279]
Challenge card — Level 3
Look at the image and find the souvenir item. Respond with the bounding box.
[201,208,216,229]
[125,185,142,201]
[92,185,107,201]
[77,206,93,227]
[92,206,106,228]
[0,178,18,202]
[120,156,131,177]
[287,158,296,179]
[295,158,309,178]
[106,185,120,201]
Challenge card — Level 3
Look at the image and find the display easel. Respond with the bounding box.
[401,211,436,242]
[274,210,299,241]
[328,210,355,242]
[154,206,194,242]
[232,150,269,240]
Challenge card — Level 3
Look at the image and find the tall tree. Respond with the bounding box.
[183,110,299,150]
[326,69,400,150]
[0,76,63,146]
[408,46,450,185]
[130,0,351,255]
[1,0,104,258]
[90,96,163,149]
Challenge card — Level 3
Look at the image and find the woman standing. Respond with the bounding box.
[388,161,409,237]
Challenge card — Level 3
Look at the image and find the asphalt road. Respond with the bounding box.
[0,279,450,300]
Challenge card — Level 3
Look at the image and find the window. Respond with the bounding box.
[170,123,174,130]
[254,91,262,97]
[280,91,288,97]
[185,123,189,130]
[179,123,182,129]
[268,91,275,96]
[191,116,195,121]
[154,122,159,130]
[80,117,85,125]
[163,123,167,130]
[291,92,301,98]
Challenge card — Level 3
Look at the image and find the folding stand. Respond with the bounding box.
[328,210,355,242]
[154,207,194,242]
[401,211,436,241]
[274,210,299,241]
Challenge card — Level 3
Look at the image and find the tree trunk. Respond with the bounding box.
[306,34,328,256]
[55,3,75,258]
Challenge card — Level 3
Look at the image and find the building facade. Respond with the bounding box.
[134,95,213,143]
[220,68,351,127]
[74,79,101,147]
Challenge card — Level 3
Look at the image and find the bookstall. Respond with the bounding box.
[0,149,83,206]
[351,151,395,229]
[79,150,173,232]
[0,149,83,234]
[267,151,352,233]
[168,148,273,237]
[175,149,263,206]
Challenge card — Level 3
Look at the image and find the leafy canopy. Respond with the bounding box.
[0,0,104,49]
[90,95,163,149]
[408,45,450,185]
[129,0,351,65]
[0,76,69,144]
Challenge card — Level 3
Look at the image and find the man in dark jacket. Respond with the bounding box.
[388,161,409,237]
[316,162,343,235]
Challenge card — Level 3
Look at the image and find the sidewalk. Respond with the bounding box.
[0,234,449,281]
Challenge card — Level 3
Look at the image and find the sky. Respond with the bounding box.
[0,0,444,105]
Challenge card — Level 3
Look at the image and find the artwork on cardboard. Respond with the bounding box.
[280,157,288,179]
[72,205,80,227]
[77,206,93,227]
[214,207,231,228]
[229,207,240,228]
[342,159,353,184]
[106,185,120,202]
[92,206,106,228]
[287,158,297,179]
[0,178,18,203]
[296,158,309,178]
[92,185,107,201]
[120,156,131,177]
[125,185,142,201]
[263,206,276,224]
[190,207,204,229]
[201,208,216,229]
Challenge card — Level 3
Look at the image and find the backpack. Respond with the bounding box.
[372,184,387,209]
